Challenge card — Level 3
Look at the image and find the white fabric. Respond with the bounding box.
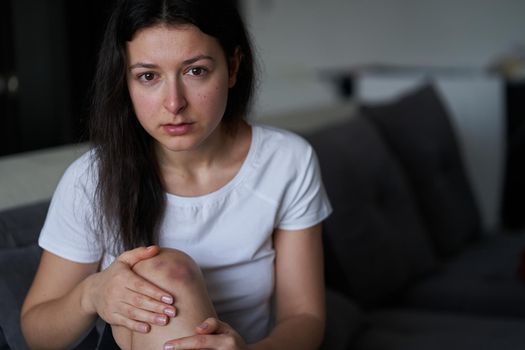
[39,124,332,343]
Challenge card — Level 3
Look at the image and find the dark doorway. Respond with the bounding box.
[0,0,113,156]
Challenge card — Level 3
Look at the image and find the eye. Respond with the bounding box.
[138,72,157,82]
[187,67,208,77]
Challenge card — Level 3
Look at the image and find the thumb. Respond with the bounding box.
[195,318,228,335]
[118,245,159,268]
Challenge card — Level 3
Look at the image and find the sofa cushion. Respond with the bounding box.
[0,201,49,248]
[356,308,525,350]
[321,289,363,350]
[0,327,7,349]
[307,116,436,306]
[361,84,482,257]
[403,231,525,317]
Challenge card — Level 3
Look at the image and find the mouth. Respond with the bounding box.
[162,122,194,136]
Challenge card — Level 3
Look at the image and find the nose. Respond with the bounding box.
[163,78,187,114]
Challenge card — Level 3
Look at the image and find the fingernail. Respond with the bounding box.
[198,322,208,330]
[155,315,168,325]
[164,307,176,317]
[146,245,156,251]
[137,323,149,333]
[161,295,173,304]
[164,344,174,350]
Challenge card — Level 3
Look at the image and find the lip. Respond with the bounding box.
[162,123,193,136]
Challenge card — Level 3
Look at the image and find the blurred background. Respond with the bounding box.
[1,0,524,155]
[1,0,524,226]
[0,0,112,156]
[243,0,524,116]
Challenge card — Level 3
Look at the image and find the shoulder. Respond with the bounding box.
[245,124,321,194]
[55,149,98,196]
[253,123,311,148]
[251,123,315,163]
[247,124,332,230]
[65,149,96,175]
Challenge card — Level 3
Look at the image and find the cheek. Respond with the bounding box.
[130,90,157,120]
[197,83,229,115]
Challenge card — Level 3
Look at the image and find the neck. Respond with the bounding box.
[156,121,246,173]
[156,121,252,197]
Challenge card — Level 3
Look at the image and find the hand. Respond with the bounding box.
[163,317,248,350]
[83,246,177,333]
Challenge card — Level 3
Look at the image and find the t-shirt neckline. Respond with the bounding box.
[165,124,259,205]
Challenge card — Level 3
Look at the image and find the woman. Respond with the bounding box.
[21,0,331,349]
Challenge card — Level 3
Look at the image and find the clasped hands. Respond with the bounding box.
[84,245,248,349]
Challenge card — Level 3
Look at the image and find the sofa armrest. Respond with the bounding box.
[0,202,49,349]
[0,244,42,349]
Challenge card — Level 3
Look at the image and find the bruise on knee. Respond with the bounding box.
[132,248,203,291]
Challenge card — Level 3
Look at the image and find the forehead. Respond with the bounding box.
[126,24,225,63]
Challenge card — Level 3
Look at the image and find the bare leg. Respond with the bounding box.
[110,248,216,350]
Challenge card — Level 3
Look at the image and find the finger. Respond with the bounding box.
[112,312,151,334]
[195,317,229,335]
[118,300,170,326]
[126,270,174,306]
[118,245,159,267]
[122,289,177,318]
[164,334,213,350]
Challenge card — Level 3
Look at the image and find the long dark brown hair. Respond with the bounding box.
[88,0,256,251]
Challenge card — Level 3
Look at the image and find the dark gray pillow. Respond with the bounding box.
[307,116,436,306]
[361,84,482,257]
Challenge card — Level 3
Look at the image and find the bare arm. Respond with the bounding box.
[20,251,99,349]
[250,223,325,350]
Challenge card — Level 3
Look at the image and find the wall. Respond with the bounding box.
[242,0,525,117]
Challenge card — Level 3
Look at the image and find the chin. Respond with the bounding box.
[157,138,201,153]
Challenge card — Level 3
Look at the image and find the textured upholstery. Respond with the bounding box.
[0,245,41,350]
[0,202,49,349]
[0,202,99,350]
[361,85,482,257]
[0,200,49,249]
[321,289,364,350]
[356,309,525,350]
[403,232,525,317]
[307,117,436,306]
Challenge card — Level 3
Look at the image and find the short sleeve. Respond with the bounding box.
[38,152,103,264]
[277,142,332,231]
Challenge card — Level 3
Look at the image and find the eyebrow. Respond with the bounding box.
[128,55,215,71]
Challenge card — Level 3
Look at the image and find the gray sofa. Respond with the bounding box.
[1,84,525,349]
[314,84,525,349]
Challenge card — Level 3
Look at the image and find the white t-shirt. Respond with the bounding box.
[39,123,332,343]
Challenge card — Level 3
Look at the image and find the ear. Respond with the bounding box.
[228,46,242,88]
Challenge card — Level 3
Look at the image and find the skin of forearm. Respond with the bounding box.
[21,276,98,350]
[249,313,325,350]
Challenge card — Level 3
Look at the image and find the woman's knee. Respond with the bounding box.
[132,248,204,291]
[129,248,216,348]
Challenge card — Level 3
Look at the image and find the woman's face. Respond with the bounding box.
[126,24,239,155]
